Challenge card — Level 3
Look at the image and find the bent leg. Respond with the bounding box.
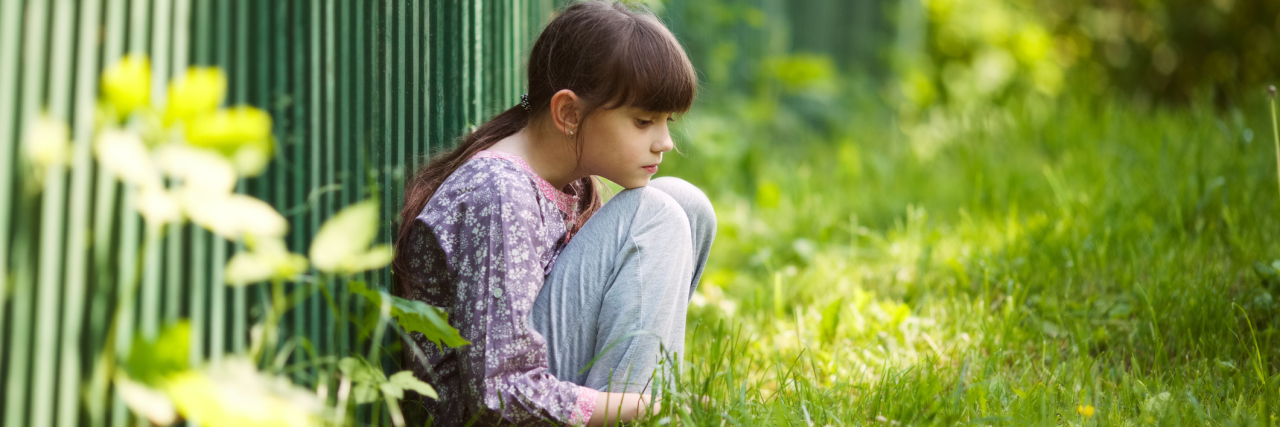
[531,179,715,393]
[647,177,717,295]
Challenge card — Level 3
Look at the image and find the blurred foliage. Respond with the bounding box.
[661,0,1280,113]
[917,0,1280,109]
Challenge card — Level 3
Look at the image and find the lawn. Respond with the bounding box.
[641,93,1280,425]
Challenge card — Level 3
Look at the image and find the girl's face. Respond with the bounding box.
[576,105,676,189]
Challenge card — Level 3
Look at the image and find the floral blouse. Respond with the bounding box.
[401,150,597,426]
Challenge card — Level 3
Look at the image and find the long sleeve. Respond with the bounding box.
[418,161,595,425]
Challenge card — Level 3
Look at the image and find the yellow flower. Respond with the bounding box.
[185,106,271,149]
[163,68,226,125]
[184,106,274,176]
[101,55,151,118]
[1077,404,1095,418]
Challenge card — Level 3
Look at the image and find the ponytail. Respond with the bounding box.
[392,105,527,294]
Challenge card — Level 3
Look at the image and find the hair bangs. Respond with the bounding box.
[600,14,697,114]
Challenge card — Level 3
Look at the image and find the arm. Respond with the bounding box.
[437,169,601,425]
[588,392,658,427]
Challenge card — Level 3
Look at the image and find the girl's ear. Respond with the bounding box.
[549,89,580,135]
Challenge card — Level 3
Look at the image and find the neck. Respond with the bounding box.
[490,119,584,189]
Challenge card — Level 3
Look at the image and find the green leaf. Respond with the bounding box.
[310,199,380,274]
[183,193,288,241]
[349,282,470,350]
[337,357,386,405]
[379,383,404,400]
[337,357,385,383]
[338,244,394,274]
[165,358,324,426]
[223,237,309,286]
[388,370,438,400]
[126,321,191,386]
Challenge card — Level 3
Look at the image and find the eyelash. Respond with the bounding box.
[637,118,675,127]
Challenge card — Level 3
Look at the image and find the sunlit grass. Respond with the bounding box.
[638,94,1280,425]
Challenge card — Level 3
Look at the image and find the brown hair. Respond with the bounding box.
[392,1,697,293]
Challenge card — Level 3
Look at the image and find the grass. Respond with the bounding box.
[638,93,1280,425]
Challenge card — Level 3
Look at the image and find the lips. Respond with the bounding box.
[642,164,659,173]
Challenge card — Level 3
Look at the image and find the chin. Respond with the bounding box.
[618,177,650,190]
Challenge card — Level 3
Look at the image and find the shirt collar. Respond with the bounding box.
[472,150,581,218]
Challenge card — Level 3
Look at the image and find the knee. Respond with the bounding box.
[629,186,693,237]
[648,177,716,239]
[649,178,715,224]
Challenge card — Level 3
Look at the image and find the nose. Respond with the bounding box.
[654,130,675,154]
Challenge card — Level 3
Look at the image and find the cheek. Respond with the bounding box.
[583,122,631,160]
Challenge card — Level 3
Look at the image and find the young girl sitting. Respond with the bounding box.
[392,1,715,425]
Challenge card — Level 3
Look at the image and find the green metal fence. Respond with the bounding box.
[0,1,559,425]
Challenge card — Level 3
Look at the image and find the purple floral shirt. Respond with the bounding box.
[402,150,597,426]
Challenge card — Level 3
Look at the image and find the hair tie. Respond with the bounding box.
[519,93,532,112]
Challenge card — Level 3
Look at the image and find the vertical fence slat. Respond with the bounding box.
[247,0,274,358]
[109,189,142,427]
[164,0,191,327]
[394,0,405,221]
[425,0,431,158]
[87,1,127,424]
[54,0,106,425]
[0,0,23,353]
[307,0,322,361]
[208,0,227,364]
[336,0,352,356]
[270,2,288,339]
[461,0,470,133]
[322,0,336,357]
[31,0,75,425]
[353,0,369,338]
[374,0,386,289]
[110,80,145,427]
[289,0,307,375]
[411,0,421,171]
[139,0,173,347]
[6,2,52,426]
[184,0,207,399]
[429,0,442,154]
[230,0,247,357]
[377,0,389,288]
[188,0,211,376]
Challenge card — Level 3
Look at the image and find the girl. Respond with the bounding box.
[392,1,715,425]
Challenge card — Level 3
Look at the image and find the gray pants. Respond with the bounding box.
[530,177,716,393]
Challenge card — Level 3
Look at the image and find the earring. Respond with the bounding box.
[568,130,575,138]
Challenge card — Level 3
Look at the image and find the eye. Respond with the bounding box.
[636,119,654,127]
